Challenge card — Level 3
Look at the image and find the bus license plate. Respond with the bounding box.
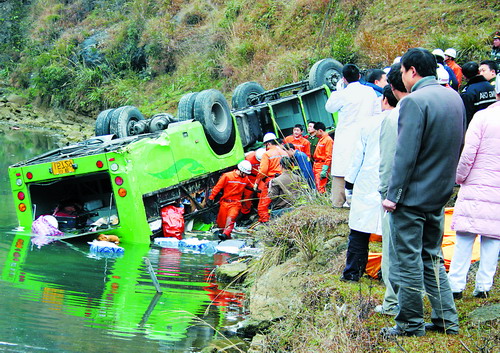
[52,159,75,175]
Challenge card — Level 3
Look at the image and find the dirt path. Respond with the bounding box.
[0,94,95,145]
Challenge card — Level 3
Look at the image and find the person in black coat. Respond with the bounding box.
[460,61,496,127]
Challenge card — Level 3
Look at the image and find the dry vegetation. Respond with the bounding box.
[1,0,498,119]
[245,195,500,352]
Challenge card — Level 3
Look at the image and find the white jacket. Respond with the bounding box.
[325,82,379,176]
[345,112,387,234]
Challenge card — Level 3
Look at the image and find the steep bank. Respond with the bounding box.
[0,0,498,119]
[0,88,94,145]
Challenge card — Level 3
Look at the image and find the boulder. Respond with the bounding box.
[7,94,28,106]
[216,262,248,283]
[248,258,304,321]
[200,338,248,353]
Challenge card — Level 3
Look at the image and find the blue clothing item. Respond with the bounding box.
[364,82,383,97]
[292,150,316,189]
[444,65,459,90]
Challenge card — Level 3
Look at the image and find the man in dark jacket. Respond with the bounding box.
[460,61,496,127]
[381,48,464,337]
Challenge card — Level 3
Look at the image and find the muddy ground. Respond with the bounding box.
[0,93,95,145]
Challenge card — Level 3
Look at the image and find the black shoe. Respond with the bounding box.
[473,290,489,298]
[452,291,463,300]
[380,325,425,337]
[424,323,458,335]
[340,275,359,283]
[218,233,228,241]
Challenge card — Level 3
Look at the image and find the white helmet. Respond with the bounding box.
[444,48,457,59]
[237,160,252,174]
[255,148,266,161]
[432,49,445,59]
[392,56,401,64]
[262,132,277,143]
[436,64,449,85]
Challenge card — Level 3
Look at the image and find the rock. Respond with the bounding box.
[248,334,266,353]
[200,338,248,353]
[236,318,272,339]
[7,94,28,106]
[469,303,500,324]
[248,258,304,321]
[216,262,248,283]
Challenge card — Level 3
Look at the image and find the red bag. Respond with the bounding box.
[161,205,185,240]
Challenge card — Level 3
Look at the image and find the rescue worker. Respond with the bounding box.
[283,124,311,157]
[444,48,463,86]
[282,142,315,189]
[312,122,334,194]
[207,160,253,240]
[240,148,265,217]
[255,132,288,223]
[268,157,305,218]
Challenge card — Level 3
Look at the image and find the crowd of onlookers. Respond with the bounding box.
[207,31,500,336]
[323,31,500,338]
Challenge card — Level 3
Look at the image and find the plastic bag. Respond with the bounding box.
[161,205,185,240]
[31,215,64,237]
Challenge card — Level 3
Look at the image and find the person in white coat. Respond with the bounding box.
[325,64,380,207]
[341,86,397,282]
[377,62,409,315]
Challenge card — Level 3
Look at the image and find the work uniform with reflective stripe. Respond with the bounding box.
[313,134,334,193]
[209,170,252,237]
[283,135,311,157]
[256,145,287,222]
[241,151,260,214]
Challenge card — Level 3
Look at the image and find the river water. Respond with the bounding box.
[0,128,244,352]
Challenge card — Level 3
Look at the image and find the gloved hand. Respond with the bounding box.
[345,188,353,206]
[206,198,214,207]
[320,165,329,179]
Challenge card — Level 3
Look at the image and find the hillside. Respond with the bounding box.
[0,0,498,120]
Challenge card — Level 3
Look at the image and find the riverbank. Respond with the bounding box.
[209,198,500,353]
[0,92,94,146]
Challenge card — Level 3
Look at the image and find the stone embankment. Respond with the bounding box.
[0,91,95,145]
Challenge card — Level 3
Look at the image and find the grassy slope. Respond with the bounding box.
[248,200,499,352]
[5,0,499,119]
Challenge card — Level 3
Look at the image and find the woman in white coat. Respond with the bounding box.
[341,86,396,281]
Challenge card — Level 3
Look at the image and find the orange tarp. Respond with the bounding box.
[365,208,481,279]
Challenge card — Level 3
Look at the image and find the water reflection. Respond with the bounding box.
[0,127,60,227]
[0,231,243,352]
[0,129,245,352]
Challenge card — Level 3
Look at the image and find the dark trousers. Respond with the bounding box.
[343,229,371,280]
[389,205,458,334]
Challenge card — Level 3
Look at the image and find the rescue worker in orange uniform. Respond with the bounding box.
[241,148,265,216]
[312,122,334,193]
[283,124,311,157]
[207,160,253,240]
[255,132,288,223]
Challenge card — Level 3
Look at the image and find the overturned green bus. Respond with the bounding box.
[9,59,342,244]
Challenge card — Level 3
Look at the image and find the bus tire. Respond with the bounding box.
[231,81,265,110]
[95,108,115,136]
[177,92,198,121]
[109,106,145,138]
[193,89,233,145]
[308,58,343,91]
